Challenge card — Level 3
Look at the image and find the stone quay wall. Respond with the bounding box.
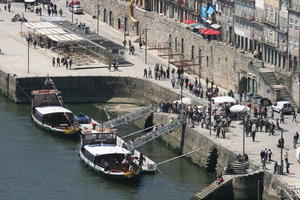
[80,0,278,103]
[5,75,180,104]
[0,72,282,199]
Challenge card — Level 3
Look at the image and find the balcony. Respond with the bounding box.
[287,2,300,13]
[234,11,254,20]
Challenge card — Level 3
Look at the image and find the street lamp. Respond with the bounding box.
[209,95,212,135]
[96,2,100,35]
[280,129,284,174]
[26,36,30,73]
[180,78,184,104]
[168,37,172,69]
[71,0,74,24]
[242,110,248,155]
[143,28,149,64]
[197,49,203,82]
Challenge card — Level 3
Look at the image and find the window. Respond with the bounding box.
[181,38,184,54]
[290,18,294,29]
[191,45,194,59]
[295,20,299,30]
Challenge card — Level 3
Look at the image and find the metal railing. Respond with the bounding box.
[128,118,183,150]
[103,105,156,128]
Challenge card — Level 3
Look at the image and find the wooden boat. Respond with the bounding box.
[79,118,156,179]
[31,89,79,135]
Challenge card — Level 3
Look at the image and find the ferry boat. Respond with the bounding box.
[31,89,79,135]
[79,118,156,179]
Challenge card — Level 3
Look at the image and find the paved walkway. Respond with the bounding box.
[0,2,299,193]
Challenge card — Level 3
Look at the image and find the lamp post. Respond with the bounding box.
[143,28,148,64]
[96,2,100,35]
[198,49,202,81]
[168,37,172,69]
[209,95,212,135]
[26,36,30,73]
[280,129,284,174]
[180,79,184,104]
[71,0,74,24]
[242,110,247,155]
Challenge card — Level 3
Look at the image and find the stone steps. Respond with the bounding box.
[261,71,279,85]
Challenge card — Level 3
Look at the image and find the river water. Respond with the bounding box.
[0,95,217,200]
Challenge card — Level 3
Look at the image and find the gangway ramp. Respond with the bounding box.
[128,119,183,151]
[103,105,156,128]
[192,170,262,200]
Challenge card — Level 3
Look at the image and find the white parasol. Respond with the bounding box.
[212,96,236,104]
[230,105,250,113]
[173,97,192,105]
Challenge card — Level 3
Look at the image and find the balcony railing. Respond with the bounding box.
[287,2,300,13]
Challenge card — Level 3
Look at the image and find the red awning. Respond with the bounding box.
[203,29,221,35]
[199,28,221,35]
[199,28,211,33]
[183,20,197,24]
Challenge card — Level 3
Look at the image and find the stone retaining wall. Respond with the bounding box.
[9,76,180,103]
[79,0,279,103]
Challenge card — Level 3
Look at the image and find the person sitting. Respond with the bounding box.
[217,175,224,185]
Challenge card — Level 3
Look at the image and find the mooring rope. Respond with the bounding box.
[121,124,162,139]
[155,148,202,166]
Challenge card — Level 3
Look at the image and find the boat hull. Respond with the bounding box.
[79,150,140,180]
[31,112,79,137]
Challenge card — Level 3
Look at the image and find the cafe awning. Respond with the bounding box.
[183,20,197,24]
[211,24,221,29]
[189,23,206,29]
[203,29,221,35]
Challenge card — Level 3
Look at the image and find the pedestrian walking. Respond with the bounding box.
[8,3,11,12]
[268,149,272,161]
[292,109,297,122]
[148,67,152,78]
[69,59,72,69]
[286,162,290,174]
[4,4,7,11]
[59,9,63,16]
[56,57,60,66]
[143,68,147,78]
[123,39,127,48]
[271,107,274,119]
[251,131,256,142]
[284,151,289,165]
[280,111,284,123]
[139,41,142,49]
[274,161,278,174]
[108,63,111,71]
[52,57,55,67]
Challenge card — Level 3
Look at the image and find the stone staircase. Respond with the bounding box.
[230,161,250,174]
[191,175,232,200]
[192,168,262,200]
[260,70,297,107]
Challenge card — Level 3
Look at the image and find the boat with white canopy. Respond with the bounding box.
[31,88,79,135]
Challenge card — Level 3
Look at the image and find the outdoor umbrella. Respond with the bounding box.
[212,96,236,104]
[173,97,192,105]
[229,105,250,113]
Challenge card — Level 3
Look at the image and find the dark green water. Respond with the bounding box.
[0,95,216,200]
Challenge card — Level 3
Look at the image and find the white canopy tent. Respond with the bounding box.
[229,105,250,113]
[212,96,236,104]
[173,97,192,105]
[24,22,58,29]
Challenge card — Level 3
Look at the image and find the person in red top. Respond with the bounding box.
[247,103,252,112]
